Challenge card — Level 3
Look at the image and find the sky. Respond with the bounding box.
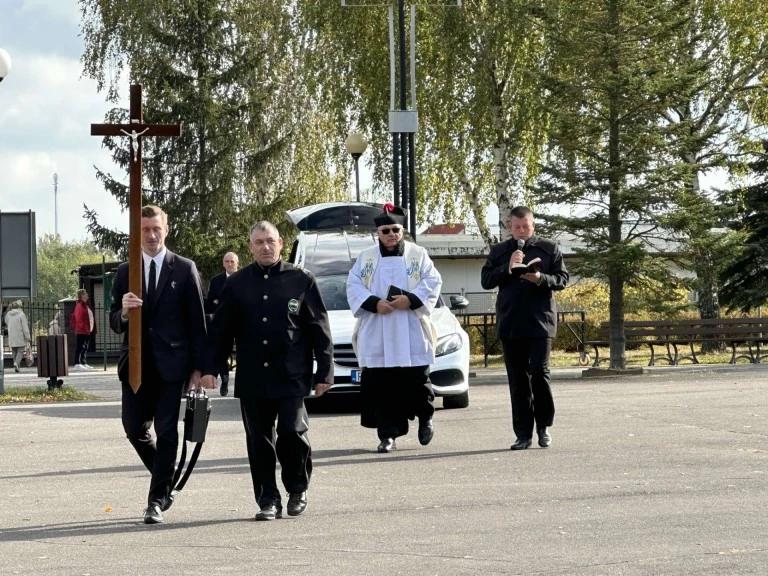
[0,1,134,242]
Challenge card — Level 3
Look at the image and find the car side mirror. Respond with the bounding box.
[449,295,469,310]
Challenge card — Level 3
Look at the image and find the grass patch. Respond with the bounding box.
[0,386,97,404]
[472,348,741,369]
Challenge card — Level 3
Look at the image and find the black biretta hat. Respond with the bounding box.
[374,202,406,227]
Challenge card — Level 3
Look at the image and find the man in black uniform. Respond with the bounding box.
[480,206,568,451]
[205,251,239,396]
[110,205,207,524]
[202,221,333,521]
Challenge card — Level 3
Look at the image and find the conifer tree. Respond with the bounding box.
[79,0,347,280]
[535,0,697,369]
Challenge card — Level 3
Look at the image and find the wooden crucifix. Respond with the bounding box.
[91,84,181,393]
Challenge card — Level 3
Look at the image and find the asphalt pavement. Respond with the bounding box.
[1,363,767,575]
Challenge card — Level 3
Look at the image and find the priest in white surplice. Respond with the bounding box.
[347,203,443,453]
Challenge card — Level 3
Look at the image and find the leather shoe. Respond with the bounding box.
[418,419,434,446]
[510,437,532,451]
[377,438,396,453]
[537,427,552,448]
[287,492,308,517]
[255,502,283,521]
[143,504,164,524]
[220,377,229,397]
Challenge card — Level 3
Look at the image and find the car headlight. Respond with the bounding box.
[435,333,462,357]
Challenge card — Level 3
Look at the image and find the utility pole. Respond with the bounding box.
[341,1,462,241]
[53,173,58,237]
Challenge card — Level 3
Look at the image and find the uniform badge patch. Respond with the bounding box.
[288,299,300,312]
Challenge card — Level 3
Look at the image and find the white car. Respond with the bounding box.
[288,204,470,409]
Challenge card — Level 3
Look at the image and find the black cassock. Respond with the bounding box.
[360,365,434,440]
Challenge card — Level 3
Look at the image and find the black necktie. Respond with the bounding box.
[147,260,156,304]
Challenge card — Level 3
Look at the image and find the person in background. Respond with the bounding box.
[72,288,96,370]
[48,310,62,336]
[205,252,239,396]
[5,300,31,373]
[480,206,569,451]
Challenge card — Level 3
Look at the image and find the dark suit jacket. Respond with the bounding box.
[109,250,207,383]
[480,235,569,339]
[205,260,333,399]
[205,272,227,315]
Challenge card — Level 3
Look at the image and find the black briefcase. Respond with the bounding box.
[183,390,211,443]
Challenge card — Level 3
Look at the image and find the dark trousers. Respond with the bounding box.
[75,334,89,365]
[121,366,184,508]
[240,396,312,507]
[501,337,555,440]
[362,366,435,440]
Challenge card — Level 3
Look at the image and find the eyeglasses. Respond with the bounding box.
[379,226,402,235]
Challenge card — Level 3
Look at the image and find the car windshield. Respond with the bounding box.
[316,274,444,312]
[316,275,351,311]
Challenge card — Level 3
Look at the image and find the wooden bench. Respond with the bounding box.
[586,318,768,367]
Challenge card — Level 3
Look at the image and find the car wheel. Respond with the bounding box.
[442,390,469,409]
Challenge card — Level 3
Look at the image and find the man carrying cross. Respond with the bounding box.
[109,204,208,524]
[95,85,208,524]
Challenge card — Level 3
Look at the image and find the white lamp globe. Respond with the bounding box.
[0,48,12,81]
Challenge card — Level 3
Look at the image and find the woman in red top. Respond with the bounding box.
[72,289,96,370]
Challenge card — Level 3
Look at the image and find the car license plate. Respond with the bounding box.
[351,369,362,383]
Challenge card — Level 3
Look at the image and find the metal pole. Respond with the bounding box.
[398,0,408,213]
[388,7,400,206]
[101,255,107,370]
[53,173,58,237]
[353,154,362,202]
[409,5,417,239]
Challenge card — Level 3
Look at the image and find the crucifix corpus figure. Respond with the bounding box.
[91,84,181,393]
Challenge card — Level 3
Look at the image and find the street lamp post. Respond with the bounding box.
[345,132,368,202]
[0,48,11,395]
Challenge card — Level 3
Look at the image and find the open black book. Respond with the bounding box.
[509,257,542,275]
[386,285,406,301]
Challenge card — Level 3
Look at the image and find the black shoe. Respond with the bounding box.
[537,427,552,448]
[418,419,434,446]
[255,502,283,521]
[510,437,532,451]
[220,376,229,397]
[161,490,177,512]
[287,492,308,517]
[143,504,164,524]
[377,438,396,453]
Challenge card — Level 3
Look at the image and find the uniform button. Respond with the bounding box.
[263,295,268,300]
[263,340,268,345]
[263,362,269,367]
[262,317,267,322]
[264,274,268,279]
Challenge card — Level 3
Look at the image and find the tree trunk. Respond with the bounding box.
[490,103,513,242]
[607,0,625,370]
[449,145,495,249]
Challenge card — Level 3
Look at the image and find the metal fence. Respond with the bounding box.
[2,299,122,359]
[443,292,587,366]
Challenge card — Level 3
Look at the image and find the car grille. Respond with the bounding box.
[333,343,359,368]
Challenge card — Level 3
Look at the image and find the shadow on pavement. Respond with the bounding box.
[1,447,509,483]
[0,516,248,543]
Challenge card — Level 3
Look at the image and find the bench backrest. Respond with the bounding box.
[598,318,768,339]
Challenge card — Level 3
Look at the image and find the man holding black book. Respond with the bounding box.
[481,206,569,450]
[347,203,442,453]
